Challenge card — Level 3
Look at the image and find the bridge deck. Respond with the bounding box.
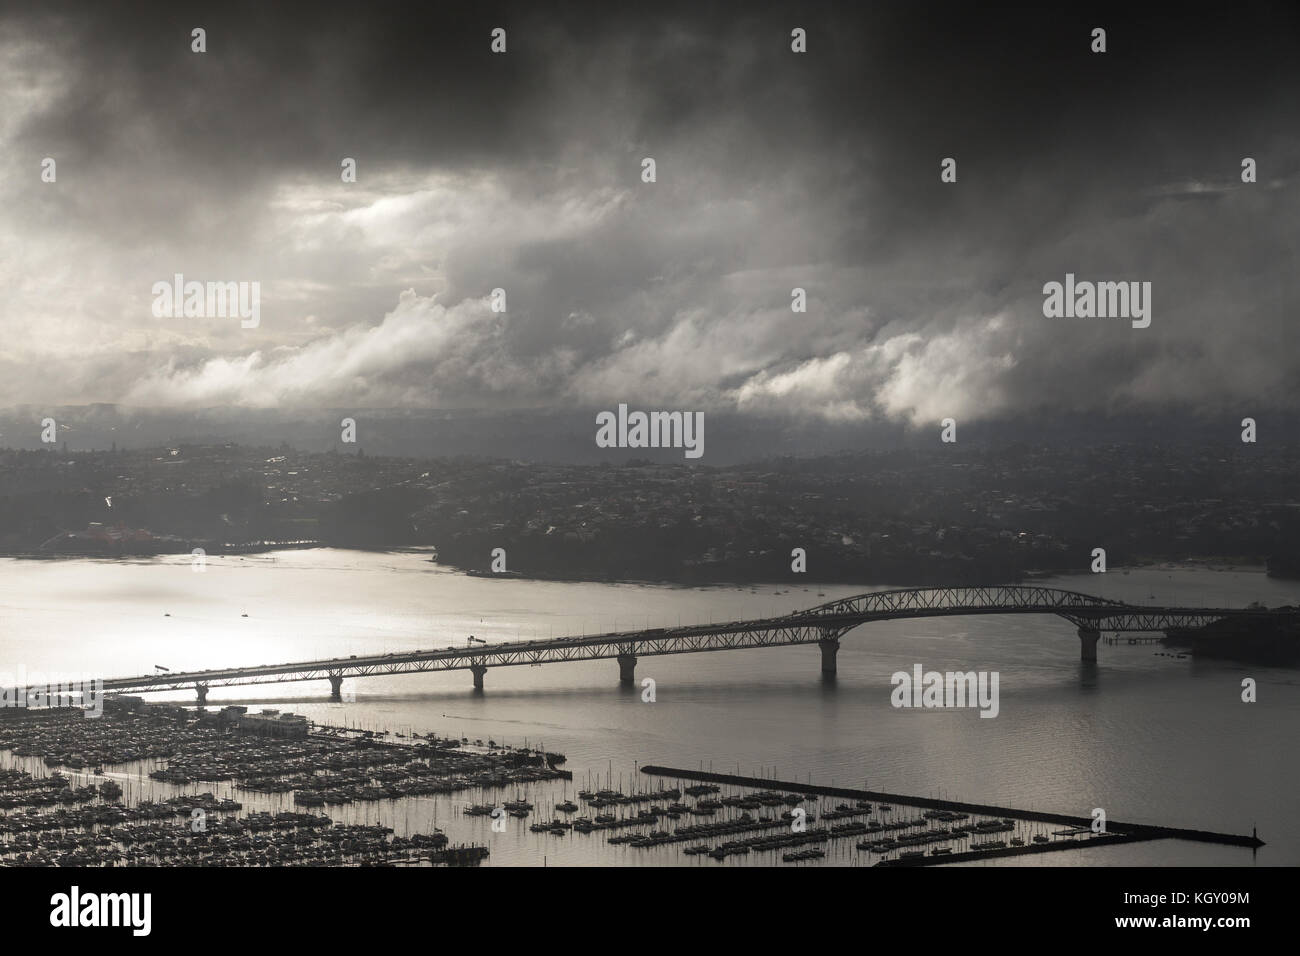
[29,585,1293,696]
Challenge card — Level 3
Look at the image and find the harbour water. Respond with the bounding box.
[2,550,1297,866]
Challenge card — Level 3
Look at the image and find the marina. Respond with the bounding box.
[0,759,485,867]
[0,558,1296,867]
[0,706,578,866]
[5,701,1261,868]
[638,767,1265,863]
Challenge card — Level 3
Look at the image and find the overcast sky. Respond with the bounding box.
[1,0,1297,432]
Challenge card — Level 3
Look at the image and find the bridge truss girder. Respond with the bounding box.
[64,585,1293,698]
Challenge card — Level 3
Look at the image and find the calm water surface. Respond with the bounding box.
[2,551,1296,866]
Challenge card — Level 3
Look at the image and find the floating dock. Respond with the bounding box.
[877,833,1146,866]
[640,766,1263,863]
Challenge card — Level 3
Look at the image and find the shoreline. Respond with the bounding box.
[0,548,1277,586]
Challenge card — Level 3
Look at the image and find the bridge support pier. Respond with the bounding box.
[1078,627,1101,662]
[818,633,840,675]
[328,672,344,702]
[470,664,487,692]
[195,684,209,706]
[617,653,637,685]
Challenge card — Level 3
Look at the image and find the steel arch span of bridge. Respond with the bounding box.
[71,585,1298,703]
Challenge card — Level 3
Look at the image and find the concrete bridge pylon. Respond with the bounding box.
[819,631,841,675]
[470,663,488,691]
[1078,627,1101,662]
[617,652,637,685]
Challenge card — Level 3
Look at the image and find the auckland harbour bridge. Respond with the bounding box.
[53,585,1299,703]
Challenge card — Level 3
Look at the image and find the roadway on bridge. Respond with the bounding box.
[28,585,1293,700]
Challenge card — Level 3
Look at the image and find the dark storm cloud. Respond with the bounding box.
[1,0,1297,427]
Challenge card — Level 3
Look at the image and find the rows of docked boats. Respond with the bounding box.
[1,714,177,767]
[820,801,875,820]
[174,739,566,800]
[783,848,826,862]
[474,783,1050,863]
[576,786,683,808]
[476,783,805,834]
[2,816,467,867]
[690,823,836,858]
[0,794,246,838]
[463,796,537,818]
[2,709,564,812]
[0,763,486,866]
[636,810,797,843]
[0,772,99,808]
[0,708,525,867]
[564,788,1083,864]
